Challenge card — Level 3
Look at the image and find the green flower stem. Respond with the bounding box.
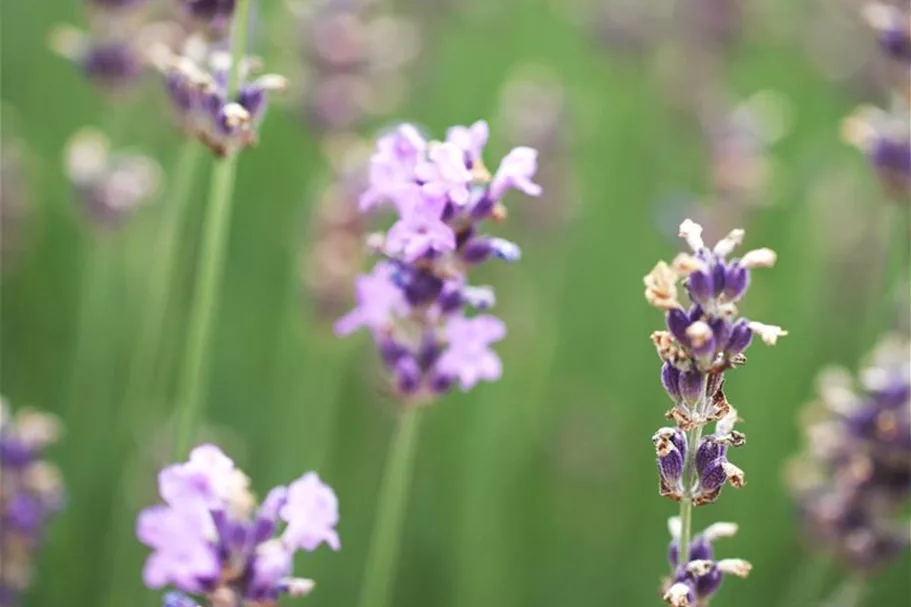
[677,423,703,566]
[98,141,204,607]
[172,0,252,458]
[123,141,203,412]
[358,407,423,607]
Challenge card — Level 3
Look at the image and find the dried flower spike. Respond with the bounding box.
[137,444,339,606]
[0,399,66,607]
[646,219,782,605]
[151,42,287,156]
[788,334,910,570]
[336,120,542,405]
[645,219,785,428]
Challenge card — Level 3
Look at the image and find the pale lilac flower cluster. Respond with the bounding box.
[137,444,339,606]
[662,518,752,607]
[336,120,541,402]
[644,219,785,606]
[291,0,420,132]
[788,335,910,570]
[840,3,911,198]
[65,128,161,229]
[49,0,160,92]
[302,141,371,318]
[151,42,288,156]
[0,400,65,607]
[178,0,236,36]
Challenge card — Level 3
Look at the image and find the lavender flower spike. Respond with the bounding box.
[337,120,542,405]
[644,218,785,429]
[0,399,65,607]
[645,219,783,605]
[150,43,288,157]
[788,334,910,570]
[65,127,161,229]
[137,444,339,606]
[663,517,751,607]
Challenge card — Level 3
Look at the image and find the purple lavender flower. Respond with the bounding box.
[337,121,541,404]
[334,262,409,336]
[653,408,745,505]
[137,444,339,605]
[50,26,146,92]
[151,45,287,157]
[179,0,236,36]
[0,400,65,607]
[64,128,161,229]
[863,3,911,62]
[385,191,456,261]
[414,143,473,205]
[437,315,506,391]
[788,335,911,570]
[292,0,421,132]
[645,219,785,429]
[662,518,752,607]
[446,120,489,169]
[842,105,911,198]
[645,219,782,605]
[359,125,426,212]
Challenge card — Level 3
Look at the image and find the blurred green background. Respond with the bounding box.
[2,0,909,606]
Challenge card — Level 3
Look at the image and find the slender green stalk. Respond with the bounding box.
[98,141,204,607]
[172,154,238,455]
[677,423,703,563]
[171,0,252,458]
[123,141,203,411]
[358,407,423,607]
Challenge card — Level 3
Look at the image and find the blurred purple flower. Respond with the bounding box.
[337,120,542,404]
[0,401,65,607]
[437,315,506,390]
[385,193,455,261]
[414,143,472,206]
[136,444,339,605]
[334,262,409,336]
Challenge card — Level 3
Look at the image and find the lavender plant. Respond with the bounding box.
[151,42,287,157]
[136,444,339,606]
[787,335,910,576]
[65,127,161,228]
[302,140,371,318]
[644,219,786,606]
[167,0,286,460]
[0,400,65,607]
[337,120,541,607]
[289,0,420,133]
[50,0,161,94]
[842,2,910,199]
[178,0,237,37]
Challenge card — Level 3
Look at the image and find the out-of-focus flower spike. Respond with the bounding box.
[137,444,339,603]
